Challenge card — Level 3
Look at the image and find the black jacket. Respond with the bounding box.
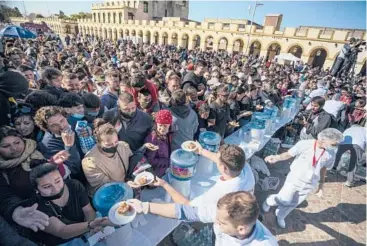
[305,109,333,139]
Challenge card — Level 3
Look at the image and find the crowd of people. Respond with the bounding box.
[0,32,365,246]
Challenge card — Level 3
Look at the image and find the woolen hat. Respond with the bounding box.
[155,109,172,125]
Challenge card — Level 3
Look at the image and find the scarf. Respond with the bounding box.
[0,139,45,172]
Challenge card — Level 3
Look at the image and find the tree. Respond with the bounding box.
[0,4,23,19]
[13,7,22,16]
[58,10,66,19]
[36,14,44,18]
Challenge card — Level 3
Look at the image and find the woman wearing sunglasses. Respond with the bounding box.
[11,103,43,142]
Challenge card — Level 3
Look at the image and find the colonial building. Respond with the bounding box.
[11,0,366,72]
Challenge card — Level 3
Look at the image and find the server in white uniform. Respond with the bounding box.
[263,128,343,228]
[130,191,278,246]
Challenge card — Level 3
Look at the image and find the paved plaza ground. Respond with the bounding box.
[257,155,366,246]
[159,153,366,246]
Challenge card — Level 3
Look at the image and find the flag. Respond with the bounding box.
[248,5,252,16]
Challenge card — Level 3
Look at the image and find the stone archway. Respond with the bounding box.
[192,34,201,49]
[287,44,303,58]
[180,33,189,49]
[266,43,281,61]
[144,30,151,44]
[308,48,327,68]
[108,28,112,40]
[162,32,168,45]
[131,29,136,37]
[171,33,178,46]
[233,39,244,54]
[249,41,261,57]
[204,35,214,50]
[99,28,103,39]
[153,31,159,44]
[125,29,130,37]
[113,28,118,41]
[218,37,228,51]
[138,30,143,38]
[119,29,123,38]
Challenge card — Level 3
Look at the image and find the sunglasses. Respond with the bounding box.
[14,105,32,114]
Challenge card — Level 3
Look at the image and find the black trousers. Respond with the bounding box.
[333,144,357,172]
[331,57,345,77]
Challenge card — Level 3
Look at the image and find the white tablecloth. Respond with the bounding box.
[101,107,299,246]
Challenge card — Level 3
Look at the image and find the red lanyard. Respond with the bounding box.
[312,140,325,167]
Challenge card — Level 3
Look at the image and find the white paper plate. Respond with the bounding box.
[133,171,154,186]
[181,141,198,152]
[108,201,136,226]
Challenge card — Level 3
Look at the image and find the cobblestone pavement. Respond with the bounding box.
[257,156,366,246]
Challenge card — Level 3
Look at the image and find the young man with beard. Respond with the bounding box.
[125,72,158,108]
[137,88,160,114]
[208,85,237,138]
[100,68,120,110]
[182,60,208,100]
[103,92,153,152]
[129,191,277,245]
[35,106,83,180]
[300,96,336,140]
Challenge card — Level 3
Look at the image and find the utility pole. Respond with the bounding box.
[244,0,263,55]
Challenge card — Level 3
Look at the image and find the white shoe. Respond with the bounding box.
[275,209,286,228]
[262,200,270,213]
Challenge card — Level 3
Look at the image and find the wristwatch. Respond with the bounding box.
[87,221,94,231]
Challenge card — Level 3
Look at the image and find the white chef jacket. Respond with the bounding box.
[190,164,255,223]
[287,139,335,187]
[214,220,278,246]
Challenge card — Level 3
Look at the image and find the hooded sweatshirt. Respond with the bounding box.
[0,71,29,126]
[170,105,199,151]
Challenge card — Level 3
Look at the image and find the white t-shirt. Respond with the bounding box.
[214,220,278,246]
[342,125,366,150]
[190,164,255,223]
[287,139,335,187]
[323,100,344,118]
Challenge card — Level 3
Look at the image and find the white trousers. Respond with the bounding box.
[266,181,316,220]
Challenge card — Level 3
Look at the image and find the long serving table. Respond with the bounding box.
[97,107,299,246]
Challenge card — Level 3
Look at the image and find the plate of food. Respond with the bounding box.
[181,141,198,152]
[108,201,136,226]
[241,111,253,116]
[133,171,154,186]
[229,121,240,127]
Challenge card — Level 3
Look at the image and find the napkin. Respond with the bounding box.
[88,226,116,246]
[131,214,147,228]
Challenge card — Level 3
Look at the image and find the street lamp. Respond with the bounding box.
[244,1,263,55]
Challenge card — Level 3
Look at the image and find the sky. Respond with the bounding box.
[8,1,366,30]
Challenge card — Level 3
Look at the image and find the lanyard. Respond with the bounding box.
[312,140,325,168]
